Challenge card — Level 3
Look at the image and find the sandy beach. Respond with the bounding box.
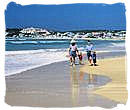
[5,55,127,108]
[80,56,128,104]
[5,57,123,108]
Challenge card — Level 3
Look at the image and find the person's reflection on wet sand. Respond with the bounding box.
[79,71,84,81]
[79,71,97,105]
[79,71,97,88]
[70,66,79,106]
[88,74,94,87]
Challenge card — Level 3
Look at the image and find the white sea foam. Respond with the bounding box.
[5,48,125,76]
[5,49,68,76]
[110,42,125,47]
[10,41,38,44]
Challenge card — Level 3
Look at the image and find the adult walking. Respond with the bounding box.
[69,39,79,66]
[86,40,93,66]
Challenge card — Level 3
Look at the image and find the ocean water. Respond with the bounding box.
[5,39,125,76]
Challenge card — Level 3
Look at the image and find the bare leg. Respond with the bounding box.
[70,56,73,65]
[89,59,92,64]
[72,57,75,65]
[89,57,93,65]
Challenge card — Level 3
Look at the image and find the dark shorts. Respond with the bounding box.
[93,58,96,63]
[87,51,92,60]
[70,51,77,57]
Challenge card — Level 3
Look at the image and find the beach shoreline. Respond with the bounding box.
[5,49,126,77]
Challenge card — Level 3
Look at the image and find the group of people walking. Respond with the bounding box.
[69,40,97,66]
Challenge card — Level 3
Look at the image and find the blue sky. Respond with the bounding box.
[5,2,126,31]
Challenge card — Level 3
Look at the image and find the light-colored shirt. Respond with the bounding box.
[86,44,93,51]
[70,45,77,51]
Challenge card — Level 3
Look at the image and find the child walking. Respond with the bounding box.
[78,52,83,65]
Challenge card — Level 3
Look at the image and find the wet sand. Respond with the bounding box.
[5,60,120,108]
[80,56,128,104]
